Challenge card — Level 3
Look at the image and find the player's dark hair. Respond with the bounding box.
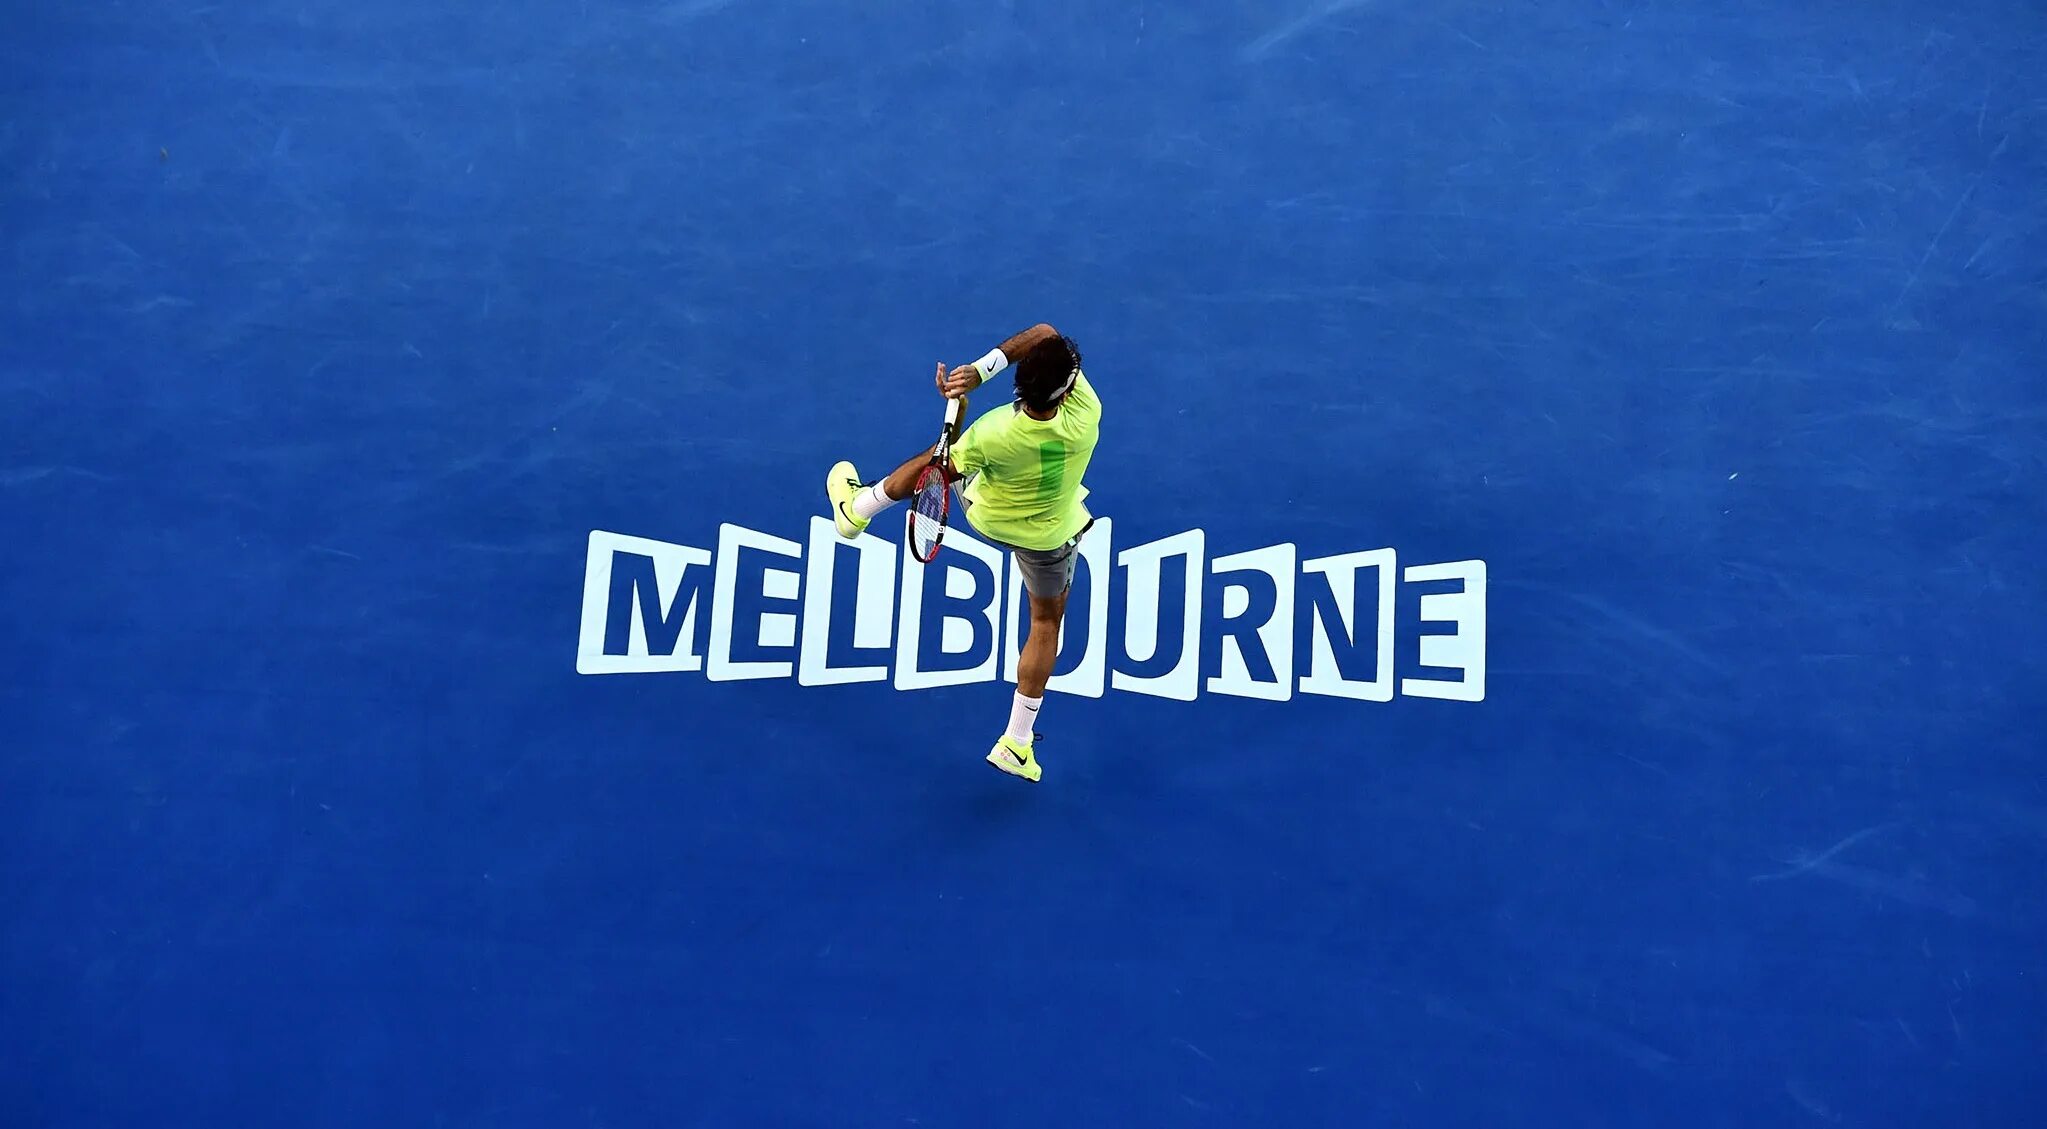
[1014,335,1081,413]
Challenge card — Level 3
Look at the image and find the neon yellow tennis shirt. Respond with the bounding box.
[949,369,1101,552]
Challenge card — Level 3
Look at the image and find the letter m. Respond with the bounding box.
[577,530,713,674]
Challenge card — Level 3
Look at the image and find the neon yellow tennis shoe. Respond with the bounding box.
[986,734,1041,783]
[827,460,868,539]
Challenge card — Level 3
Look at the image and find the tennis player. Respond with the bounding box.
[825,324,1101,783]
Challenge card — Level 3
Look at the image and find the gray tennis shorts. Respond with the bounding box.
[957,481,1089,598]
[1001,534,1084,599]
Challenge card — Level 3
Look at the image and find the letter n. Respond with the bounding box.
[1298,548,1396,701]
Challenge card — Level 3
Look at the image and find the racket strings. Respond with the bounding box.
[909,475,948,559]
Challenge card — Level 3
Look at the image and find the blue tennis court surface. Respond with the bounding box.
[5,2,2044,1125]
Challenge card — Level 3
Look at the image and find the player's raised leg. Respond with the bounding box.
[828,365,964,539]
[826,446,942,539]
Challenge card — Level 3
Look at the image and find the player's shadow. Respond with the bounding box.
[895,735,1162,856]
[864,750,1056,860]
[937,770,1041,831]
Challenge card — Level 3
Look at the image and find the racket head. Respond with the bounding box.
[906,464,950,563]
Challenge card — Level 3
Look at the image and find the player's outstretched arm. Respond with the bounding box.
[937,323,1059,399]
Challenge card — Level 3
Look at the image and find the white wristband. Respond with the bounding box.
[972,348,1009,381]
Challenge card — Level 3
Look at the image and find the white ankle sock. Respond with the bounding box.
[1006,691,1042,744]
[850,482,898,520]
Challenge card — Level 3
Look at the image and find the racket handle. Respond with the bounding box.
[943,396,964,428]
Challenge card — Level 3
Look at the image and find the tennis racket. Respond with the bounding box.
[907,396,966,564]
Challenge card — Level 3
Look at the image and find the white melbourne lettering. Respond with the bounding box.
[574,522,1487,704]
